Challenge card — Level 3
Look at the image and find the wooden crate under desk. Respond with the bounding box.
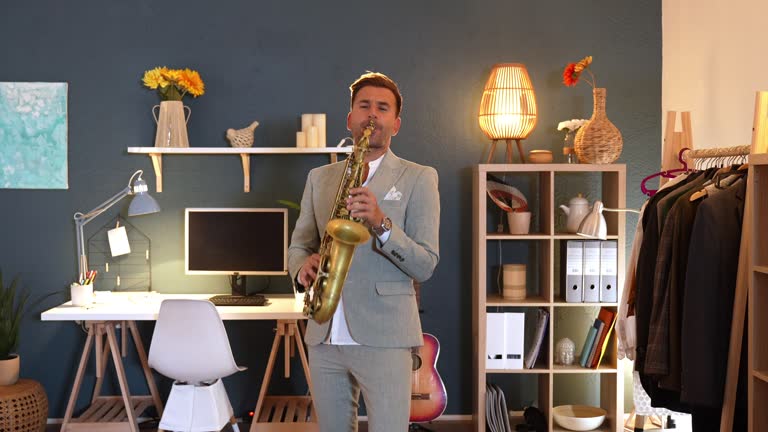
[67,396,153,432]
[252,395,318,432]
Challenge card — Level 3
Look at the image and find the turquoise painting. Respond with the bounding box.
[0,82,68,189]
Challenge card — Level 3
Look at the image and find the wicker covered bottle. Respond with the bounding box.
[574,88,622,164]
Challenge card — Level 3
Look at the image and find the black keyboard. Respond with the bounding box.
[209,295,267,307]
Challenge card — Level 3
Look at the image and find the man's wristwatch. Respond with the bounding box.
[372,216,392,236]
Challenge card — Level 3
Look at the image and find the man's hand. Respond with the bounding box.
[298,253,321,288]
[347,187,384,228]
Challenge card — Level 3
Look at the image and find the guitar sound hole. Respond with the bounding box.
[411,353,422,371]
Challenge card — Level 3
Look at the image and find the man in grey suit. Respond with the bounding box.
[288,72,440,432]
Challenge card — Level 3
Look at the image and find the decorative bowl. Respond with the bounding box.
[552,405,607,431]
[528,149,553,163]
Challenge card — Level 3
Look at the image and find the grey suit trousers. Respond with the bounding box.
[308,344,412,432]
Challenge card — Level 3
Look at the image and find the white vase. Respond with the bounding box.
[0,354,20,385]
[152,100,191,148]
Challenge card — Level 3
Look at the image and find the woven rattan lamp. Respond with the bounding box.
[479,63,538,163]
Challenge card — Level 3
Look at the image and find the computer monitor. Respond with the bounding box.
[185,208,288,295]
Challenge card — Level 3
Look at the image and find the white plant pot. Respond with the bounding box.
[0,354,20,385]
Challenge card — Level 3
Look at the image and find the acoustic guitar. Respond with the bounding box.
[410,332,448,423]
[409,281,447,425]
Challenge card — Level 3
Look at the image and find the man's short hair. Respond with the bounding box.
[349,72,403,117]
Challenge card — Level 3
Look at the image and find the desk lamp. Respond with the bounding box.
[576,200,639,240]
[478,63,538,163]
[74,170,160,280]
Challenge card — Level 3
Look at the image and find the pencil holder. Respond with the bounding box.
[70,283,93,307]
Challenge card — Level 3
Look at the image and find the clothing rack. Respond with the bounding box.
[683,145,750,168]
[652,115,752,432]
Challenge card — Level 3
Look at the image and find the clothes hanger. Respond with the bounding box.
[690,161,736,201]
[640,148,691,197]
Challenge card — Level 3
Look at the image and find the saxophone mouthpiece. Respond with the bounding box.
[363,119,375,138]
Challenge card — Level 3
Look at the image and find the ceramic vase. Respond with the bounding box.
[152,100,191,148]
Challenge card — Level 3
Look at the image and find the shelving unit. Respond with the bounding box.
[473,163,625,432]
[749,152,768,431]
[126,147,353,192]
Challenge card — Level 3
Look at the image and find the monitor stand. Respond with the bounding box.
[229,273,247,296]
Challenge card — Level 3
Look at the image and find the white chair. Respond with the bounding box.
[148,299,247,432]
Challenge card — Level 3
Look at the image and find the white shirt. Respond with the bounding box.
[325,153,389,345]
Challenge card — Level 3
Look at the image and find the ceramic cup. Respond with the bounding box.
[507,211,532,234]
[71,283,94,307]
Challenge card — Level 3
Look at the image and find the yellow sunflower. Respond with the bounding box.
[142,67,170,89]
[177,69,205,97]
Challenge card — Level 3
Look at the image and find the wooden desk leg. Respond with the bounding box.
[251,321,284,432]
[291,321,315,398]
[105,323,140,431]
[128,321,164,416]
[61,323,96,431]
[285,321,292,378]
[92,327,111,403]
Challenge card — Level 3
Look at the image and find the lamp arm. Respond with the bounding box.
[73,185,132,279]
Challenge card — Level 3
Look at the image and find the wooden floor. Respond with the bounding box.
[46,420,473,431]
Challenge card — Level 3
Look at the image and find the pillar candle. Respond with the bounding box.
[312,113,326,147]
[307,126,319,148]
[296,131,306,148]
[301,114,314,132]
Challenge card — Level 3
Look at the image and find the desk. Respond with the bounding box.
[41,293,317,432]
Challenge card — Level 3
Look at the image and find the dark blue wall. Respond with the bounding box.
[0,0,661,417]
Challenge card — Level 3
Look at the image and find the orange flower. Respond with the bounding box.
[177,69,205,97]
[562,55,595,88]
[563,63,579,86]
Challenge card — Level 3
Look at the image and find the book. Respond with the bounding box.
[524,308,549,369]
[590,307,618,368]
[579,321,599,367]
[586,319,605,367]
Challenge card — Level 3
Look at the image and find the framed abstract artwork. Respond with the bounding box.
[0,82,68,189]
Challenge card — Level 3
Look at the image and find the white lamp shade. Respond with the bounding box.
[478,63,538,140]
[576,200,607,240]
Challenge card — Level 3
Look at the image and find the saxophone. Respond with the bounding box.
[303,120,374,323]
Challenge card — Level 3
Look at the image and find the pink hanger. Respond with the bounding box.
[640,148,690,197]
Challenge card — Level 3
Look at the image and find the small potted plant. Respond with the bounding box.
[0,271,29,385]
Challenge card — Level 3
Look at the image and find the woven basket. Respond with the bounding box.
[0,379,48,432]
[574,88,623,164]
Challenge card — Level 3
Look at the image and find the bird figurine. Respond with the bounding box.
[226,120,259,148]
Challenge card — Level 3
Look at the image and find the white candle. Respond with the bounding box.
[296,131,306,148]
[301,114,313,132]
[313,113,326,147]
[307,126,319,148]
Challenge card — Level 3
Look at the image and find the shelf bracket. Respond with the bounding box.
[148,153,162,193]
[240,153,250,193]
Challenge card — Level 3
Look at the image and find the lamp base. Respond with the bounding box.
[487,139,526,163]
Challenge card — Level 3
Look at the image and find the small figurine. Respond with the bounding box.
[226,120,259,148]
[555,337,576,365]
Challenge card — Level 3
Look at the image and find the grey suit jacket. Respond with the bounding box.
[288,150,440,347]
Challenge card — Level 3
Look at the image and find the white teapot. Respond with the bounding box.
[559,193,590,233]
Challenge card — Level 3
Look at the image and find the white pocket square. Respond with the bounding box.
[383,186,402,201]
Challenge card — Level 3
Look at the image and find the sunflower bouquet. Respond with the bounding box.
[562,56,595,88]
[142,67,205,101]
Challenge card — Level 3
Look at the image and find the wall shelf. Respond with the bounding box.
[126,146,353,192]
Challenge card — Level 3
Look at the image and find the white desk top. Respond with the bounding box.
[40,293,306,321]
